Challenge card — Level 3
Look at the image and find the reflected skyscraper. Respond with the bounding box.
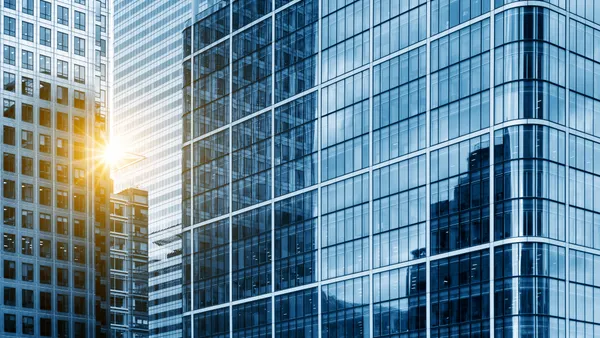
[113,0,191,337]
[181,0,600,336]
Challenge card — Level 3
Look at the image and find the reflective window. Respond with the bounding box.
[233,298,272,338]
[189,219,229,310]
[431,249,491,337]
[494,125,566,242]
[569,0,600,25]
[494,243,566,337]
[321,173,369,280]
[194,5,229,51]
[432,0,490,36]
[321,0,369,81]
[430,134,490,255]
[373,155,426,267]
[194,307,229,338]
[232,112,271,210]
[275,190,317,290]
[321,71,369,181]
[373,46,426,163]
[275,93,317,196]
[568,20,600,137]
[373,264,426,337]
[275,288,318,337]
[322,276,369,338]
[193,130,229,223]
[274,0,318,102]
[431,20,490,144]
[232,19,272,121]
[193,41,229,137]
[494,7,566,48]
[568,249,600,336]
[232,205,271,300]
[374,0,426,59]
[232,0,271,30]
[568,134,600,250]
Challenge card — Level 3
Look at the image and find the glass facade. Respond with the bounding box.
[182,0,600,336]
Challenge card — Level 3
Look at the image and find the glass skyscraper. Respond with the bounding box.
[0,0,111,337]
[112,0,191,337]
[182,0,600,337]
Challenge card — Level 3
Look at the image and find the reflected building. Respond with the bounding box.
[181,0,600,336]
[112,0,192,337]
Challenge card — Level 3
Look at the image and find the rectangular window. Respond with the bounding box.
[3,72,15,92]
[57,32,68,51]
[21,104,33,123]
[57,86,68,105]
[40,81,51,101]
[74,90,85,109]
[100,38,106,56]
[21,156,33,176]
[21,236,33,255]
[40,0,51,20]
[3,126,15,145]
[39,213,51,231]
[3,16,15,36]
[74,64,85,83]
[40,291,51,309]
[21,130,33,150]
[40,27,51,46]
[21,210,33,229]
[57,112,68,132]
[22,290,33,308]
[2,179,15,199]
[3,233,15,252]
[3,153,15,172]
[3,45,15,65]
[57,241,68,260]
[4,314,15,333]
[56,138,68,157]
[4,0,15,10]
[21,77,33,96]
[3,99,15,119]
[4,287,16,306]
[75,11,85,30]
[21,50,33,70]
[22,21,33,41]
[57,6,68,25]
[3,207,15,226]
[21,183,33,202]
[74,37,85,56]
[39,108,51,127]
[22,0,33,15]
[22,316,33,334]
[39,134,50,153]
[39,187,51,206]
[39,55,51,74]
[3,260,15,279]
[57,60,68,79]
[73,116,85,134]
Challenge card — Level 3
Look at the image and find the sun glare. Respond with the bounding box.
[103,142,124,167]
